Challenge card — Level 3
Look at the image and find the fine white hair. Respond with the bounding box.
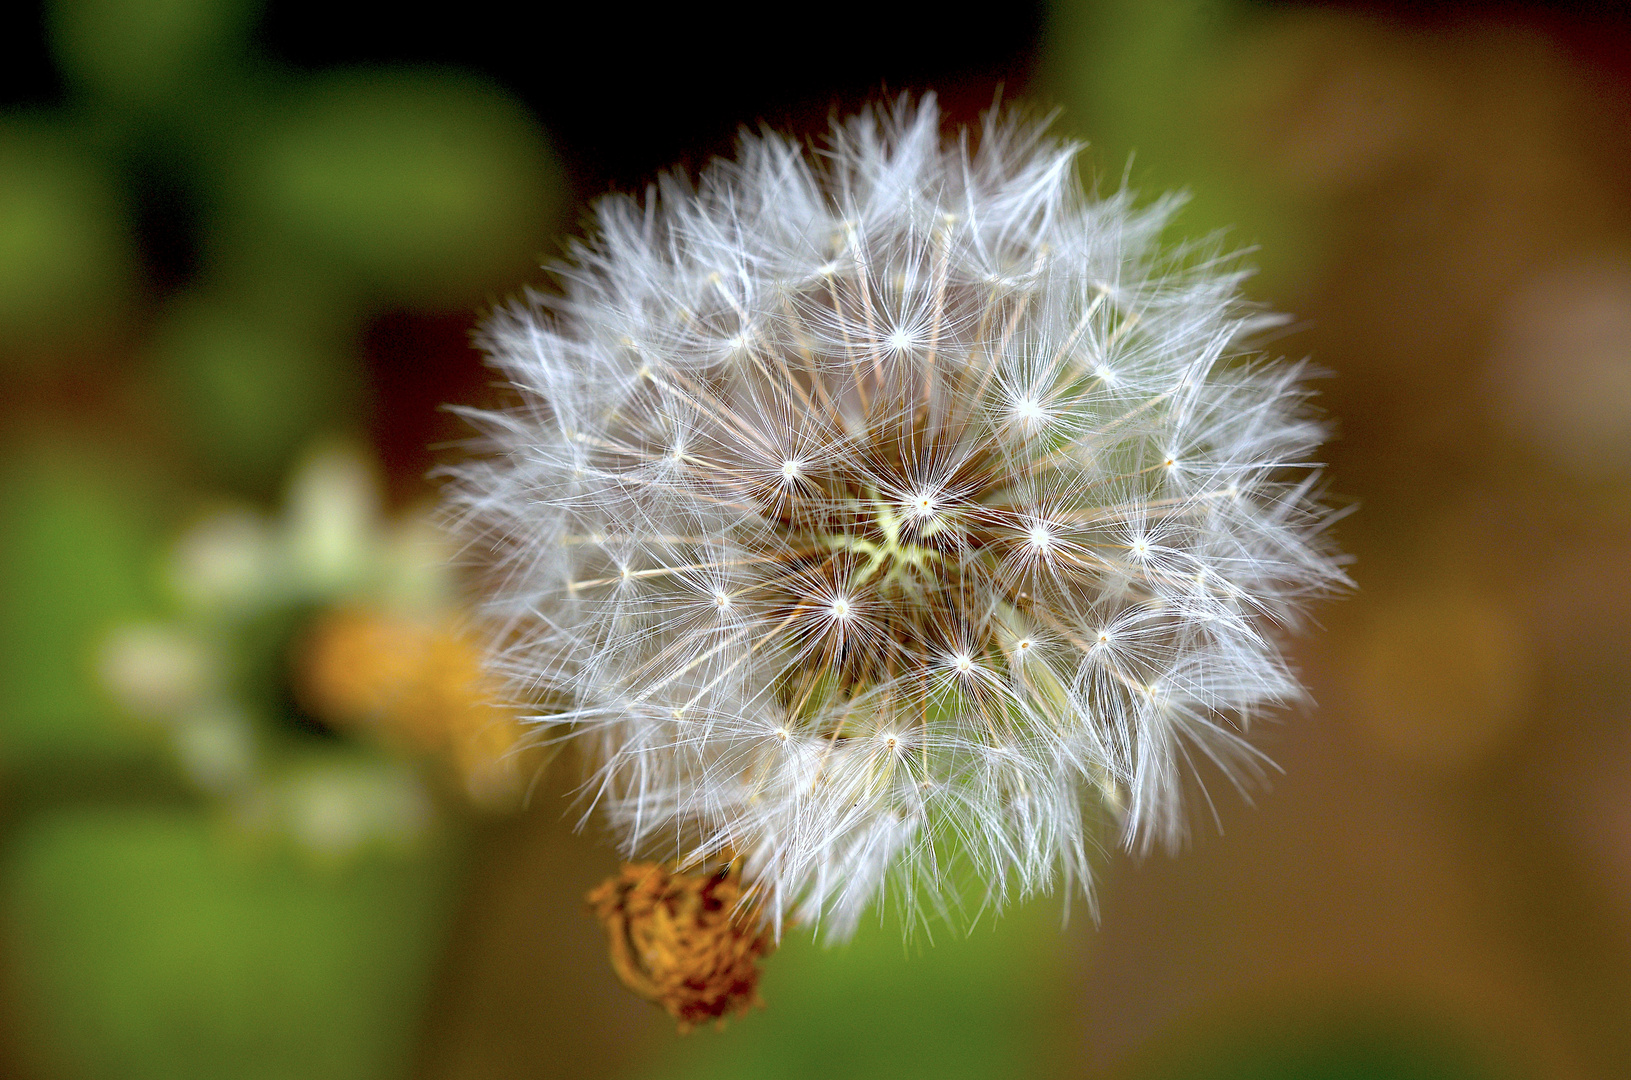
[445,95,1347,939]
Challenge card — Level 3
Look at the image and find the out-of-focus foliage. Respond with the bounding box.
[150,299,360,487]
[0,440,168,766]
[0,124,133,361]
[1045,0,1329,294]
[1115,1003,1512,1080]
[225,70,559,307]
[0,0,562,1077]
[629,901,1076,1080]
[46,0,258,109]
[1,808,456,1080]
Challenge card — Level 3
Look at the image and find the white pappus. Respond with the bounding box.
[445,96,1348,940]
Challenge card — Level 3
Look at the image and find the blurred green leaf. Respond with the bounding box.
[0,441,167,766]
[46,0,259,108]
[0,122,133,361]
[227,70,561,308]
[0,807,457,1080]
[629,899,1077,1080]
[149,297,364,491]
[1118,1003,1520,1080]
[1044,0,1325,293]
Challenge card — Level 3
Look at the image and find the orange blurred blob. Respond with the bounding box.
[297,607,535,807]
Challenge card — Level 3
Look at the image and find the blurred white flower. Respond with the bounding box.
[448,97,1346,937]
[168,507,275,613]
[99,443,529,862]
[283,443,383,594]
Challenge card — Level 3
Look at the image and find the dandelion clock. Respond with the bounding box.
[443,96,1347,1027]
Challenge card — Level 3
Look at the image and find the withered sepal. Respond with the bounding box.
[588,861,776,1032]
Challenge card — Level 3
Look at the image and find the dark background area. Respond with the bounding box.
[0,0,1049,228]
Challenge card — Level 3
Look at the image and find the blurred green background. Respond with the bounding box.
[3,1,1631,1077]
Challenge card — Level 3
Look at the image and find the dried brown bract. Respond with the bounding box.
[587,861,776,1031]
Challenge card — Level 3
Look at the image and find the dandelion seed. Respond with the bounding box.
[446,96,1347,947]
[1012,395,1050,429]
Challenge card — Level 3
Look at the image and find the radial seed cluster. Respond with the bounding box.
[448,98,1345,937]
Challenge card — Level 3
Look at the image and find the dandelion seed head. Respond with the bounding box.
[446,96,1347,939]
